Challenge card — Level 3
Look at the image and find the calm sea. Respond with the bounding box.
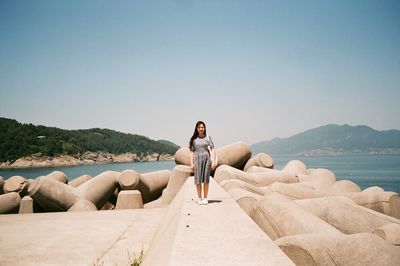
[273,154,400,194]
[1,155,399,194]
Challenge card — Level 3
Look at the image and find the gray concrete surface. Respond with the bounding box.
[0,209,165,266]
[142,177,294,266]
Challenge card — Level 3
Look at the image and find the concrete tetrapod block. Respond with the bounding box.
[138,170,171,204]
[216,141,252,170]
[144,186,181,209]
[343,191,400,219]
[145,165,192,208]
[328,180,361,194]
[276,234,342,265]
[69,175,92,187]
[175,141,252,170]
[246,160,307,184]
[270,184,399,218]
[328,233,400,265]
[214,165,299,187]
[68,199,98,212]
[100,201,115,210]
[115,190,144,210]
[0,176,4,194]
[45,171,68,184]
[142,188,167,208]
[219,179,266,195]
[267,182,325,199]
[282,160,307,176]
[163,165,192,199]
[250,193,342,240]
[117,169,141,190]
[297,168,336,191]
[215,165,249,184]
[362,186,385,193]
[28,176,81,212]
[0,192,21,214]
[247,159,307,176]
[243,152,274,172]
[3,176,28,195]
[246,165,274,173]
[25,178,34,188]
[245,160,307,186]
[254,152,274,168]
[276,233,400,266]
[77,170,119,210]
[174,147,192,166]
[295,196,400,234]
[373,223,400,246]
[19,196,34,214]
[107,188,119,206]
[228,188,263,215]
[162,165,192,204]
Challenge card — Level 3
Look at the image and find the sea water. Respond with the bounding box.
[1,155,399,194]
[273,154,400,194]
[0,161,175,180]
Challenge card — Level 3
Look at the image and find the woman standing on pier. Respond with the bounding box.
[189,121,217,205]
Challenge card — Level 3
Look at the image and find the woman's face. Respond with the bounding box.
[197,123,205,135]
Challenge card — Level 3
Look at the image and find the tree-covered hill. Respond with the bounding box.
[157,139,180,150]
[0,117,180,162]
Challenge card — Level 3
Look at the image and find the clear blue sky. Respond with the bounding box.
[1,0,399,147]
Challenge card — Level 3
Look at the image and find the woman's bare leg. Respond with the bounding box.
[203,183,209,199]
[196,184,202,199]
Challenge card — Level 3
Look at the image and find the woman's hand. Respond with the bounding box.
[190,163,195,171]
[211,162,217,170]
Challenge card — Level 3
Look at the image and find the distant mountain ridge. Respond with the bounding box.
[252,124,400,155]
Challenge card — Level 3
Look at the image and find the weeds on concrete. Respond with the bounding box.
[128,246,144,266]
[93,260,104,266]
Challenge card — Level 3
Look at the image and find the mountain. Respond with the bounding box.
[252,124,400,155]
[0,117,180,163]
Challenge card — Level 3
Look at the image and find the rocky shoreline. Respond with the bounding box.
[0,151,174,169]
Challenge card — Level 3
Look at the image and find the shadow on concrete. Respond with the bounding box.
[207,200,222,204]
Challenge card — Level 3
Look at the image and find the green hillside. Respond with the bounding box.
[0,117,180,162]
[157,139,180,150]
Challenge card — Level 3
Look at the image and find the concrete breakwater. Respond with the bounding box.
[1,141,400,265]
[0,151,174,169]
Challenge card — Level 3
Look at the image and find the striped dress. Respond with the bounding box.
[193,135,214,184]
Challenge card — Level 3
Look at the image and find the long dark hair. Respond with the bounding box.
[189,121,207,151]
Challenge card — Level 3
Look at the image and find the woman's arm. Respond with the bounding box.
[190,151,194,171]
[211,148,216,170]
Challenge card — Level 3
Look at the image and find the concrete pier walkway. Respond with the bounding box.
[0,177,294,265]
[142,177,294,266]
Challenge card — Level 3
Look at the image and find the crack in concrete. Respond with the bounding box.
[93,223,134,265]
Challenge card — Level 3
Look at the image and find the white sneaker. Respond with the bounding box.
[202,198,208,205]
[197,198,203,205]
